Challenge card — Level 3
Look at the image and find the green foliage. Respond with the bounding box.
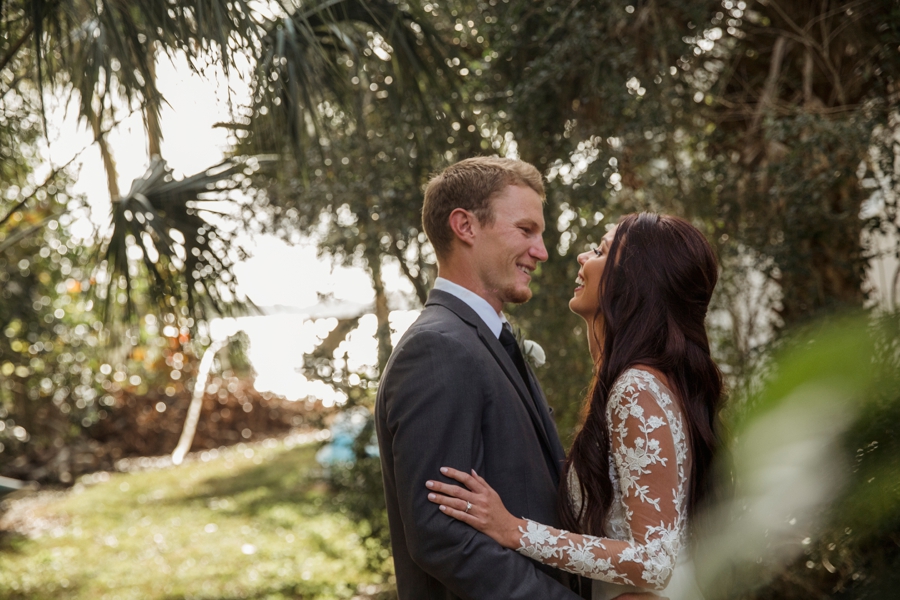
[472,0,900,440]
[800,312,900,600]
[6,0,264,130]
[0,442,393,599]
[324,417,394,582]
[2,0,481,332]
[241,0,466,161]
[0,116,263,480]
[3,1,293,326]
[237,0,489,319]
[695,312,900,600]
[224,330,255,380]
[474,0,900,350]
[0,78,109,480]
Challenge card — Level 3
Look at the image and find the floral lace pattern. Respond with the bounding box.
[515,369,689,590]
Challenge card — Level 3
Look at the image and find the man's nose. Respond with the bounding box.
[532,237,549,262]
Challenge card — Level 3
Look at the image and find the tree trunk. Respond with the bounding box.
[172,339,225,465]
[776,178,867,325]
[143,49,163,160]
[90,108,120,201]
[368,250,393,374]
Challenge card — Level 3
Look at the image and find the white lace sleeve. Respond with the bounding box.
[514,369,689,590]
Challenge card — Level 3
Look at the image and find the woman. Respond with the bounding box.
[425,213,723,599]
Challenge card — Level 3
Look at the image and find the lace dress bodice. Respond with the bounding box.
[515,368,691,593]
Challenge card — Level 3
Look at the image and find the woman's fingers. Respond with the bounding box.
[426,491,466,510]
[471,469,489,486]
[427,492,481,524]
[425,468,522,549]
[425,466,495,529]
[439,466,484,491]
[425,480,472,501]
[436,500,479,526]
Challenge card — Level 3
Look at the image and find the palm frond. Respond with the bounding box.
[11,0,266,138]
[237,0,461,158]
[95,155,276,324]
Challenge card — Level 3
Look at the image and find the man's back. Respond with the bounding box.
[376,290,579,599]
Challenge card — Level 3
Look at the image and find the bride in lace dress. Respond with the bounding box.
[426,213,723,600]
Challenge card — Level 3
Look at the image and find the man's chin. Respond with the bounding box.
[503,287,533,305]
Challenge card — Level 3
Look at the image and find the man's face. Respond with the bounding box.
[472,184,548,311]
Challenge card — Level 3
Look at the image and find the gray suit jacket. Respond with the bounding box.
[376,289,584,599]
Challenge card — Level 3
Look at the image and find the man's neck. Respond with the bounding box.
[434,277,506,337]
[436,265,501,313]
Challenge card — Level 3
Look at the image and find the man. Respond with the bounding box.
[375,157,586,599]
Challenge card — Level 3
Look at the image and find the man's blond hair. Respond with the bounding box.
[422,157,544,260]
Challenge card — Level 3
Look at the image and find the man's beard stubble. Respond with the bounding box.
[500,282,532,306]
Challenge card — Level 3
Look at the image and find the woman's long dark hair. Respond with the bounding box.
[559,212,724,536]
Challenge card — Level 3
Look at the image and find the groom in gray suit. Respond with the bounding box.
[375,157,586,599]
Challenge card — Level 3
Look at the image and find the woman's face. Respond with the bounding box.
[569,225,618,320]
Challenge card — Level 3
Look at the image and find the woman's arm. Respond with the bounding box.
[426,371,688,590]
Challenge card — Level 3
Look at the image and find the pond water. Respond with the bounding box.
[209,309,420,406]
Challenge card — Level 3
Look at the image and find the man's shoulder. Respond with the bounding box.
[396,303,477,350]
[377,307,486,405]
[381,303,489,375]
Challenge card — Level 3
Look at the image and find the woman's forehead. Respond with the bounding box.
[602,225,618,244]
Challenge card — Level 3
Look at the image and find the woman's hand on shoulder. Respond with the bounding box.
[426,467,525,549]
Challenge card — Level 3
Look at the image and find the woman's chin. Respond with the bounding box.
[568,295,586,317]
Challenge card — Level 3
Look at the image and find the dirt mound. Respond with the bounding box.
[3,376,330,484]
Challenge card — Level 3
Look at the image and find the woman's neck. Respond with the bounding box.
[587,319,603,365]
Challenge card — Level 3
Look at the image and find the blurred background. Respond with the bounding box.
[0,0,898,598]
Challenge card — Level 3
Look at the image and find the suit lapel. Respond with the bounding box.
[426,290,562,479]
[525,366,567,473]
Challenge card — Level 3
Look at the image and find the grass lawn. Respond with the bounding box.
[0,439,394,599]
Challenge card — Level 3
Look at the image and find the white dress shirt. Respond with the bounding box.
[432,277,507,339]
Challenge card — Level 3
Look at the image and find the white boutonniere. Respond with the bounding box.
[510,323,546,368]
[522,339,546,368]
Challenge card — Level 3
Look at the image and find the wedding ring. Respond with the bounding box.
[465,501,472,514]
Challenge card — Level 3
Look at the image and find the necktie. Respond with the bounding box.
[500,323,552,458]
[499,323,531,395]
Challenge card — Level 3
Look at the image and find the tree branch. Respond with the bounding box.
[803,45,815,106]
[750,35,789,132]
[764,0,848,105]
[0,212,64,254]
[387,238,429,305]
[0,106,140,229]
[0,21,35,74]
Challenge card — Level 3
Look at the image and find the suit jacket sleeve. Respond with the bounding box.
[382,329,580,599]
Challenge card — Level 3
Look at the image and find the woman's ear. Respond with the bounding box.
[448,208,477,247]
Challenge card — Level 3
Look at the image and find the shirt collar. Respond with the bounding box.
[433,277,507,338]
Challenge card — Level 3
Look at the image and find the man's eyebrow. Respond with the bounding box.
[515,218,544,233]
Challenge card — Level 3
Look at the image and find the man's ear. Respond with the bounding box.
[448,208,477,247]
